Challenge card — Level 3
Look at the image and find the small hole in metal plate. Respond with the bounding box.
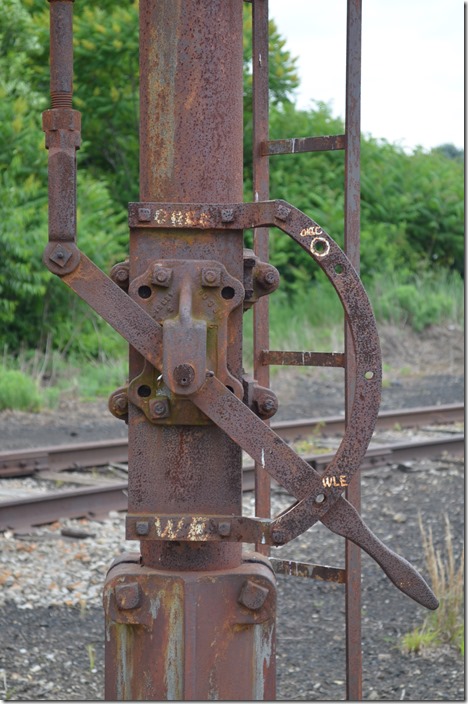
[334,264,344,274]
[138,285,152,299]
[221,286,235,300]
[315,493,326,504]
[364,370,374,380]
[137,385,152,397]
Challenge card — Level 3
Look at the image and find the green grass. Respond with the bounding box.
[0,269,463,412]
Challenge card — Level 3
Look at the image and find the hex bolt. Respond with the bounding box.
[148,397,170,420]
[238,580,269,611]
[256,266,280,290]
[115,268,129,283]
[218,521,231,537]
[115,582,141,610]
[260,397,276,414]
[114,396,128,413]
[136,521,149,536]
[151,266,172,287]
[201,268,221,287]
[271,529,286,545]
[173,364,195,387]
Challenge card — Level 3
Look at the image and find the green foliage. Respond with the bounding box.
[0,1,464,360]
[0,367,41,412]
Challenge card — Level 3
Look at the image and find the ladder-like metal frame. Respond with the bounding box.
[251,1,363,698]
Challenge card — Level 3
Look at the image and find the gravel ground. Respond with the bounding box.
[0,323,464,701]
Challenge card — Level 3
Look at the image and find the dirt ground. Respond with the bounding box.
[0,322,464,700]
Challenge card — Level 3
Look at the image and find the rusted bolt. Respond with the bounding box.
[173,364,195,387]
[260,397,276,414]
[238,580,269,611]
[115,582,141,610]
[136,521,149,536]
[221,208,235,223]
[138,207,151,222]
[49,244,72,268]
[271,529,286,545]
[256,265,280,291]
[148,397,170,420]
[275,203,291,222]
[151,266,172,287]
[110,262,130,291]
[218,521,231,537]
[109,391,128,417]
[201,268,221,287]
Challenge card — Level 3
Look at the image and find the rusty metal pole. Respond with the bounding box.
[344,0,363,699]
[103,1,276,699]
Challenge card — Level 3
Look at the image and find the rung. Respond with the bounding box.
[261,351,345,367]
[269,558,346,583]
[261,134,346,156]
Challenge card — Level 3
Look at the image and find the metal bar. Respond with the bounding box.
[262,350,345,367]
[262,134,346,156]
[252,0,271,552]
[269,558,346,583]
[344,0,363,699]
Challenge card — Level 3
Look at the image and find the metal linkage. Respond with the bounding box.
[42,1,439,700]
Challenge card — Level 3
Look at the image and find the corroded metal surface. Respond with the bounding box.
[104,555,276,701]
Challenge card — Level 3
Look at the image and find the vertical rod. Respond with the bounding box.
[49,0,74,108]
[344,0,363,700]
[252,0,271,554]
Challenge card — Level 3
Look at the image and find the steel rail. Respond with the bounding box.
[0,404,462,478]
[0,432,463,531]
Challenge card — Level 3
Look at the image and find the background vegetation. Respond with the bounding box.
[0,1,463,399]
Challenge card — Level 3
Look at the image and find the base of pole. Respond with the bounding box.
[104,551,276,701]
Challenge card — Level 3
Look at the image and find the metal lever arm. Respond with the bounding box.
[191,375,438,610]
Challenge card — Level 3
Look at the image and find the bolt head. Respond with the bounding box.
[138,207,151,222]
[275,204,291,222]
[218,521,231,537]
[136,521,149,536]
[221,208,235,223]
[148,397,170,420]
[271,529,286,545]
[201,268,221,287]
[49,244,72,268]
[238,580,269,611]
[151,266,172,287]
[115,582,141,610]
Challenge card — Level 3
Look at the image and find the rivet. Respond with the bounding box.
[275,204,291,222]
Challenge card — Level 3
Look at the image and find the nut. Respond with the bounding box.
[151,266,172,287]
[148,397,170,420]
[115,582,141,610]
[49,244,72,268]
[201,268,221,287]
[238,580,269,611]
[136,521,149,536]
[218,521,231,537]
[271,529,286,545]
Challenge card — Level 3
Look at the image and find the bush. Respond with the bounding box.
[0,367,42,412]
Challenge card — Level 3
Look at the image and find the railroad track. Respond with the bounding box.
[0,403,463,531]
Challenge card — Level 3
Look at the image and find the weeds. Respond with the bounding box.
[402,515,464,655]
